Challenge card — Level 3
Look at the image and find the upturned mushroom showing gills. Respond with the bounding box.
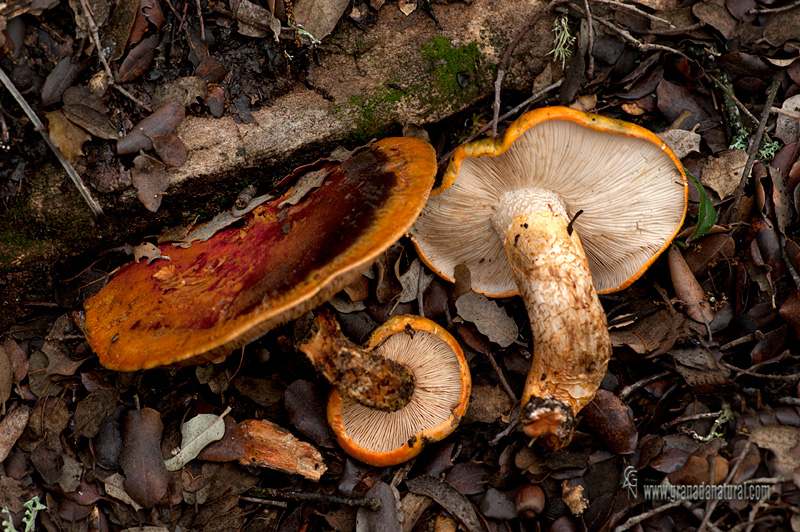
[82,137,436,373]
[319,314,471,467]
[410,107,688,449]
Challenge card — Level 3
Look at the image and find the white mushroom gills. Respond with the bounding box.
[340,330,464,453]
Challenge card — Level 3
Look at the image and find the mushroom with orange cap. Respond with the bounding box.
[307,313,471,467]
[82,138,437,394]
[410,107,688,449]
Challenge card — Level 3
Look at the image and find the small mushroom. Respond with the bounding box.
[83,138,436,371]
[322,314,471,467]
[410,107,687,448]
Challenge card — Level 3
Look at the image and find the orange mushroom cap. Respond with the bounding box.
[327,315,471,467]
[83,138,436,371]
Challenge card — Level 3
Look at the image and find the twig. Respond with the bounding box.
[697,437,753,532]
[705,73,761,129]
[662,410,725,430]
[239,497,288,508]
[438,80,563,166]
[747,0,800,14]
[78,0,151,110]
[582,0,595,78]
[195,0,206,45]
[417,260,426,318]
[492,71,504,137]
[619,370,672,401]
[593,16,689,59]
[486,351,517,403]
[727,77,782,224]
[591,0,675,27]
[246,487,381,510]
[614,500,683,532]
[719,331,761,351]
[721,361,800,381]
[781,235,800,290]
[681,502,726,532]
[0,66,104,217]
[490,0,567,135]
[629,22,706,36]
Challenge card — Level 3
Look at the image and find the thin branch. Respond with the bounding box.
[747,0,800,14]
[78,0,152,110]
[490,0,568,135]
[697,438,753,532]
[614,500,683,532]
[0,66,104,217]
[593,16,689,59]
[727,77,782,224]
[247,487,381,510]
[619,370,672,401]
[437,80,563,166]
[486,351,517,403]
[705,73,761,128]
[583,0,595,78]
[195,0,206,46]
[591,0,675,26]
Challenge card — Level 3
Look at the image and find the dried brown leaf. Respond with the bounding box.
[133,241,170,264]
[683,233,736,277]
[0,345,10,409]
[779,289,800,338]
[117,102,185,154]
[284,380,336,448]
[46,109,91,161]
[445,462,489,496]
[41,57,84,107]
[671,346,730,387]
[669,245,715,325]
[406,475,487,532]
[0,405,30,463]
[152,134,188,167]
[455,291,518,347]
[119,408,169,508]
[701,149,747,199]
[581,389,638,454]
[356,481,401,532]
[293,0,349,40]
[132,154,168,212]
[658,128,701,160]
[2,338,28,385]
[62,103,119,140]
[72,389,118,439]
[101,0,140,60]
[151,76,207,109]
[463,384,513,424]
[118,33,159,83]
[691,1,736,39]
[751,425,800,478]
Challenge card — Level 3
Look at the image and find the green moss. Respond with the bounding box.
[334,36,491,144]
[420,36,484,107]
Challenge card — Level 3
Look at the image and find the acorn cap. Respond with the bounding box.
[410,106,688,296]
[327,315,471,467]
[83,138,437,371]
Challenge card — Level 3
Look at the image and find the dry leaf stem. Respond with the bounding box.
[246,487,381,510]
[0,66,104,217]
[77,0,152,111]
[727,77,782,224]
[490,0,568,136]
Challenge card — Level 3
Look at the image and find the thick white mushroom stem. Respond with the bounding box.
[504,209,611,449]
